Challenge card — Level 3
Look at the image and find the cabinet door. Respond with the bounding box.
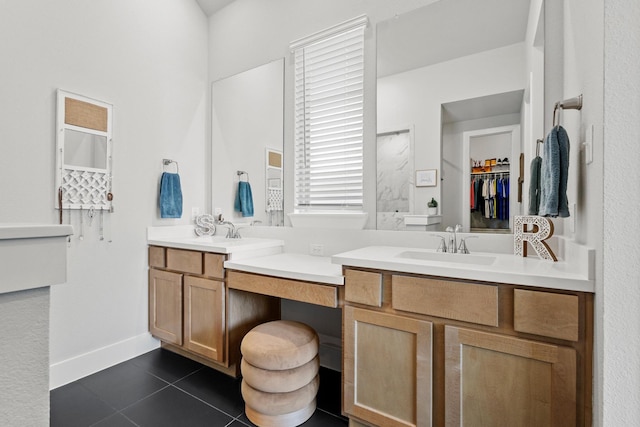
[149,269,183,345]
[183,276,225,362]
[344,306,433,427]
[445,326,576,427]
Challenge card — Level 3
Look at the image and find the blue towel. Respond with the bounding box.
[159,172,183,218]
[539,126,570,217]
[234,181,254,217]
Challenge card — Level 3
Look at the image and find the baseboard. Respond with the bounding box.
[50,333,160,390]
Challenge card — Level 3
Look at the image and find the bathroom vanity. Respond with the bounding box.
[147,227,594,427]
[334,246,593,427]
[147,231,285,375]
[146,228,345,376]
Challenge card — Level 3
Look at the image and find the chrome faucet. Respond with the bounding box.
[431,234,448,252]
[445,224,462,253]
[217,220,241,239]
[457,235,478,254]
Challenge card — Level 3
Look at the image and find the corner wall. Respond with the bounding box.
[0,0,209,388]
[602,0,640,425]
[547,0,640,425]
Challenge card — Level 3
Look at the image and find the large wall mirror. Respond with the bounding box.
[376,0,544,233]
[211,58,285,225]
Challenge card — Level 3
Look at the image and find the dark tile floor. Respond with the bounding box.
[50,348,348,427]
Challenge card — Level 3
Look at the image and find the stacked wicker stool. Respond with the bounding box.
[240,320,320,427]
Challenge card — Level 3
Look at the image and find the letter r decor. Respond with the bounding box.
[513,215,558,261]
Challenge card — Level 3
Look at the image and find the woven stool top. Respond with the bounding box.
[241,320,319,370]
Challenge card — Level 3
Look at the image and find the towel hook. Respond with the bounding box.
[163,159,179,173]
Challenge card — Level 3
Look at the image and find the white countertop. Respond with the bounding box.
[332,246,595,293]
[147,226,594,293]
[147,226,284,260]
[0,223,73,239]
[1,224,73,294]
[224,253,344,286]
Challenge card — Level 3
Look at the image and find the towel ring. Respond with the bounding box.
[552,94,583,128]
[536,138,544,157]
[163,159,179,173]
[237,170,249,182]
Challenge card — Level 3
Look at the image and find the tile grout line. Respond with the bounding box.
[112,383,173,414]
[171,382,245,420]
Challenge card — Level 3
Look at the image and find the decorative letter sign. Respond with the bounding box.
[513,215,557,261]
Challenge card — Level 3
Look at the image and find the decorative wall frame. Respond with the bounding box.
[416,169,437,187]
[265,148,283,212]
[55,90,113,211]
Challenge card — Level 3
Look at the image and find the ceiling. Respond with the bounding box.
[195,0,235,16]
[441,90,525,124]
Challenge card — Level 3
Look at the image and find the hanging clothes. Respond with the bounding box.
[470,171,510,226]
[475,178,484,214]
[470,177,475,209]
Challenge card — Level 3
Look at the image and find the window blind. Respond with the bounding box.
[293,19,366,209]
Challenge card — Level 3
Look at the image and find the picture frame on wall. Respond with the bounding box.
[416,169,437,187]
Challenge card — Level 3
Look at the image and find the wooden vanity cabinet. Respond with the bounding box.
[444,326,577,426]
[344,306,433,427]
[183,275,225,361]
[148,246,278,376]
[342,268,593,427]
[148,268,183,345]
[148,247,226,363]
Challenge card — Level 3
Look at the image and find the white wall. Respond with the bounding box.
[602,1,640,426]
[0,288,50,425]
[377,44,526,220]
[544,0,610,424]
[546,0,640,425]
[0,0,209,388]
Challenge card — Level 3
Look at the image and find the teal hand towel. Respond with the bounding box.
[539,126,570,217]
[234,181,254,217]
[159,172,183,218]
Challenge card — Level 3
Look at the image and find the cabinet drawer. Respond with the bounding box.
[204,253,225,279]
[167,248,203,275]
[149,246,166,268]
[345,269,383,307]
[514,289,579,341]
[392,275,498,327]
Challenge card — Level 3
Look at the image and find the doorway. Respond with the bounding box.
[462,125,520,232]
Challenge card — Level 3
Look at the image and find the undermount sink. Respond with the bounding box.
[396,250,496,266]
[173,235,276,247]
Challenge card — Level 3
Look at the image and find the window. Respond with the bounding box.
[291,16,367,209]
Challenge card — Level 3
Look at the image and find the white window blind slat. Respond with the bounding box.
[293,22,365,209]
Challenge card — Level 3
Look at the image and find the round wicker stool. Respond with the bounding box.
[240,320,320,427]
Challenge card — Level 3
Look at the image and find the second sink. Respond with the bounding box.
[396,250,496,266]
